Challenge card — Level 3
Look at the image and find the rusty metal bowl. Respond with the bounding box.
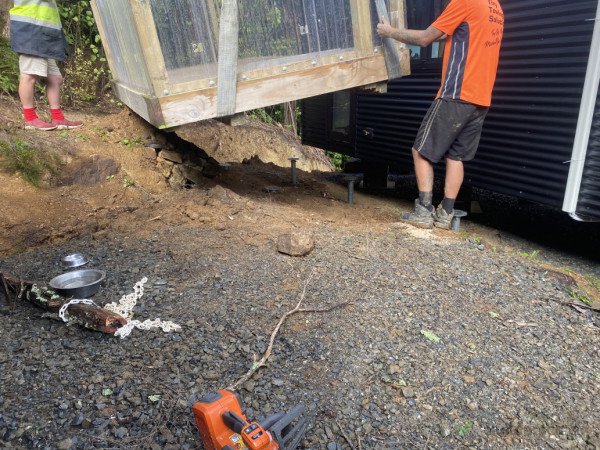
[49,269,106,298]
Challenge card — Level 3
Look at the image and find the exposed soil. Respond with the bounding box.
[1,98,599,450]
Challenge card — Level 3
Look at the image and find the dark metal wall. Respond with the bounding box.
[302,0,598,213]
[577,91,600,219]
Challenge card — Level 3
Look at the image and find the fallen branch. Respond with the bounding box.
[0,272,127,334]
[228,274,352,390]
[335,419,357,450]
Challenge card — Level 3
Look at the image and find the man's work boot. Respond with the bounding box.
[51,118,83,130]
[434,205,454,230]
[400,199,434,228]
[24,118,56,131]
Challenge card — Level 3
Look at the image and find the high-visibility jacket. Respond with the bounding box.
[9,0,68,61]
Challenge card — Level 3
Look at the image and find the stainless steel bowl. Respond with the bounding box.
[49,269,106,298]
[62,253,88,269]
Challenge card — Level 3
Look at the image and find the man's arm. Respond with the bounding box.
[376,17,444,47]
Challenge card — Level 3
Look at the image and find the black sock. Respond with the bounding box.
[419,191,434,211]
[442,197,455,214]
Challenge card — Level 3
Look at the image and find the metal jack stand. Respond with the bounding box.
[452,210,468,232]
[289,157,299,185]
[344,174,363,205]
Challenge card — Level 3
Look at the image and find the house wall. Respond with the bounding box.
[303,0,599,213]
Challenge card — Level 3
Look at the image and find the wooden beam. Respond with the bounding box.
[159,55,397,128]
[129,0,169,95]
[350,0,373,54]
[0,272,127,335]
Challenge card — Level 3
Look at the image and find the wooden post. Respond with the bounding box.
[375,0,403,80]
[129,0,169,95]
[216,0,239,117]
[350,0,373,54]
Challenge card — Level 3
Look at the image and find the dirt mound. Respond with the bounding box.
[173,117,334,172]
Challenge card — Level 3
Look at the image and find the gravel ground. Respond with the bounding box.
[1,219,600,449]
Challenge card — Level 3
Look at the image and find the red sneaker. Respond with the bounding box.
[51,118,83,130]
[24,118,57,131]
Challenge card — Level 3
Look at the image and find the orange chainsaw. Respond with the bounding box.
[192,389,308,450]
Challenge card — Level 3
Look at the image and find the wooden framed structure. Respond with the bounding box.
[90,0,410,129]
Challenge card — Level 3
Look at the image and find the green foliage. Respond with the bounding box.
[569,289,593,306]
[0,139,60,187]
[0,36,19,95]
[458,421,473,437]
[420,329,441,343]
[327,151,350,172]
[123,177,135,188]
[248,103,302,134]
[58,1,109,104]
[120,136,143,148]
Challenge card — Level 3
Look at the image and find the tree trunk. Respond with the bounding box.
[283,101,298,136]
[0,0,10,37]
[0,272,128,335]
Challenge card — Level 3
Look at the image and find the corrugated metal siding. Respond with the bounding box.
[355,0,597,208]
[301,95,330,149]
[577,92,600,218]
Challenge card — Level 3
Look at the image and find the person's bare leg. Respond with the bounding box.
[413,148,434,193]
[18,74,38,109]
[444,158,464,200]
[46,74,63,110]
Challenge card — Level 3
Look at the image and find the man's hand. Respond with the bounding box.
[376,17,395,39]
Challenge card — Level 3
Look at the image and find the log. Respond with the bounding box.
[0,272,127,335]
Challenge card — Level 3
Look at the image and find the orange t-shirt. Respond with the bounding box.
[432,0,504,107]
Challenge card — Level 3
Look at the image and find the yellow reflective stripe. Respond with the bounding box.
[9,4,60,25]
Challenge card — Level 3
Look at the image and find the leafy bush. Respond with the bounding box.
[58,0,110,104]
[0,36,19,95]
[0,139,60,187]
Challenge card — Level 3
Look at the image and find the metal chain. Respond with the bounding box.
[59,277,181,339]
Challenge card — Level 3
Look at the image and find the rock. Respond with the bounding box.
[401,387,415,399]
[57,438,72,450]
[467,401,479,411]
[158,150,183,164]
[272,379,285,387]
[81,418,92,429]
[363,422,373,434]
[71,415,84,426]
[276,231,315,257]
[156,157,174,178]
[387,364,401,375]
[181,163,204,185]
[477,244,485,251]
[169,165,187,189]
[140,147,158,161]
[327,443,342,450]
[209,185,240,204]
[114,427,128,439]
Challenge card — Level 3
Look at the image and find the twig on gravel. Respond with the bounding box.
[228,274,352,390]
[357,432,362,450]
[566,302,600,314]
[335,419,357,450]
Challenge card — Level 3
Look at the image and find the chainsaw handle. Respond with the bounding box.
[222,410,246,433]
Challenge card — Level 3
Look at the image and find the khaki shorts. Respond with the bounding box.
[19,54,62,78]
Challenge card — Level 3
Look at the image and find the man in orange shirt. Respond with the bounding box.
[377,0,504,229]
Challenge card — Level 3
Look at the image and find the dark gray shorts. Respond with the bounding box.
[413,98,489,163]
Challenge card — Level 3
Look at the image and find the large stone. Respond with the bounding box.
[156,157,174,178]
[181,163,204,185]
[158,149,183,164]
[169,165,187,189]
[277,231,315,257]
